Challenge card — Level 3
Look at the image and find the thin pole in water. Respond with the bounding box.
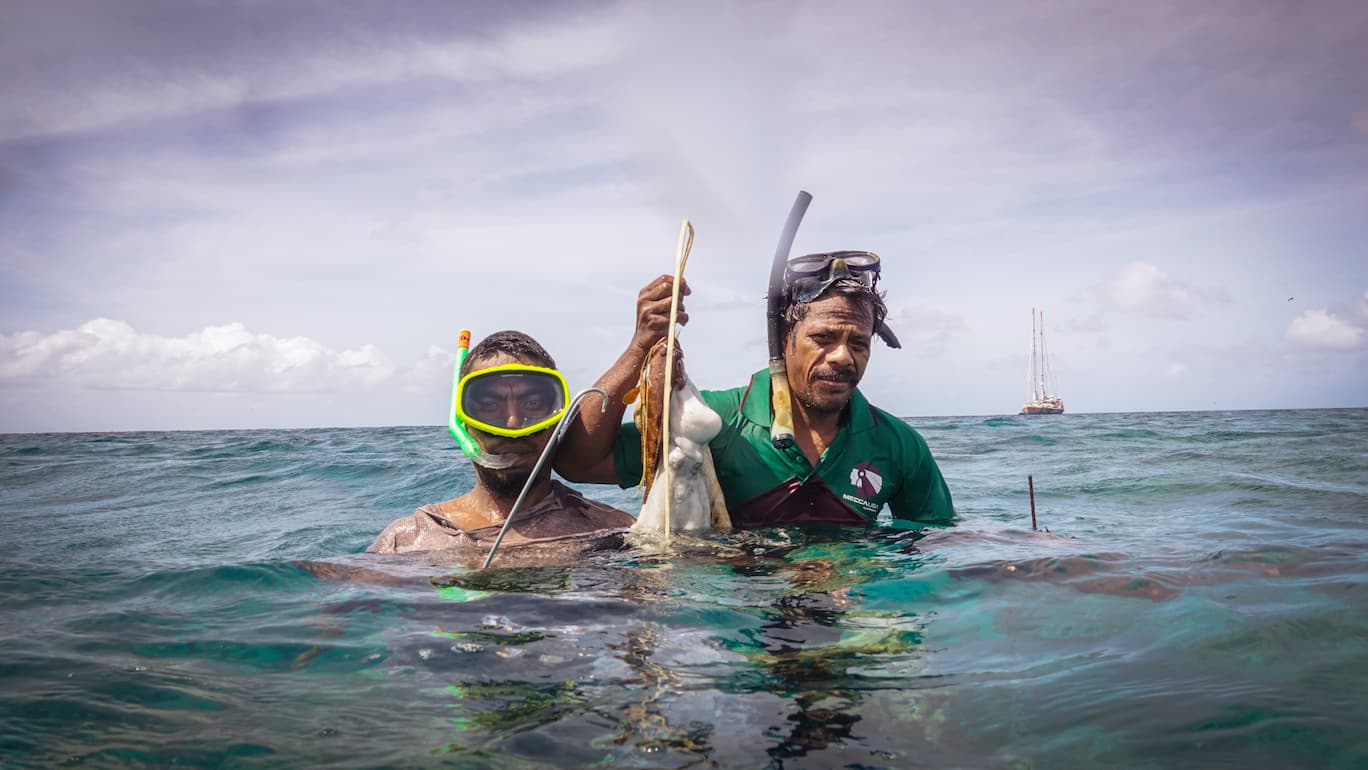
[481,388,608,569]
[1028,474,1038,531]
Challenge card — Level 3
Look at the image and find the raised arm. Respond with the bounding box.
[555,274,689,484]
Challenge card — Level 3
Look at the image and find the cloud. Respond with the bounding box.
[0,2,631,143]
[1105,261,1225,319]
[881,305,967,357]
[1285,307,1367,351]
[0,318,407,392]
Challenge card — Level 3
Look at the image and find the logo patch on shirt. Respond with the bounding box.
[850,462,883,499]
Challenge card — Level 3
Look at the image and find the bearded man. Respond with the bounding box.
[557,252,953,528]
[368,331,634,555]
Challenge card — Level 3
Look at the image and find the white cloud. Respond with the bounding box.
[881,305,967,357]
[1105,261,1223,319]
[0,5,633,143]
[1285,308,1367,351]
[0,319,403,392]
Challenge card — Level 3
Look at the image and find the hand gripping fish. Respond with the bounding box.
[626,339,731,533]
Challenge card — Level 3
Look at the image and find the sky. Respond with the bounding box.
[2,0,1366,433]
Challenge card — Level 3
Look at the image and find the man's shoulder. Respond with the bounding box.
[856,401,935,456]
[365,504,454,554]
[699,380,750,413]
[700,369,767,421]
[551,482,636,528]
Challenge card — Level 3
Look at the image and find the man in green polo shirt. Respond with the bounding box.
[557,253,954,527]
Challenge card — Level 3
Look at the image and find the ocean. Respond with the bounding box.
[1,409,1365,769]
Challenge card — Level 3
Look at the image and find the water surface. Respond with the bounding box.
[2,409,1365,768]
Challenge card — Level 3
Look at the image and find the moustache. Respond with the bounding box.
[812,368,856,383]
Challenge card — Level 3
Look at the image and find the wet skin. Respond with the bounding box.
[783,294,875,416]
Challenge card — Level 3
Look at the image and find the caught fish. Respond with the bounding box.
[626,339,730,533]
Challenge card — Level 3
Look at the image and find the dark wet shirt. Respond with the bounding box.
[366,481,635,555]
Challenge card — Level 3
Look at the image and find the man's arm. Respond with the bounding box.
[555,274,688,483]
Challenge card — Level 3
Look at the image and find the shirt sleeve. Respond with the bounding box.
[889,426,956,524]
[612,420,644,489]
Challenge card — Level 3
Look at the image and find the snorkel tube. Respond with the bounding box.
[448,329,483,458]
[448,329,518,470]
[766,191,813,449]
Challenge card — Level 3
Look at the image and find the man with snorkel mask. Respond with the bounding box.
[558,251,954,528]
[368,331,634,556]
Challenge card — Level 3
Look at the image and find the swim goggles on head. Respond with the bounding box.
[784,250,881,303]
[454,363,570,438]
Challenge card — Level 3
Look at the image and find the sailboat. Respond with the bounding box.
[1020,308,1065,415]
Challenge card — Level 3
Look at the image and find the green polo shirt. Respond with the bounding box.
[612,368,954,525]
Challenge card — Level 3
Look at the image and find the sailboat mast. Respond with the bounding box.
[1040,310,1051,398]
[1027,308,1038,401]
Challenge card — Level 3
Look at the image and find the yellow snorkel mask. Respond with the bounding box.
[455,363,570,438]
[447,330,576,472]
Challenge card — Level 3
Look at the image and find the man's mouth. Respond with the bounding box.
[813,371,855,386]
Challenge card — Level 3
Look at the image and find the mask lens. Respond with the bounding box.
[840,251,879,271]
[786,253,834,278]
[458,367,568,437]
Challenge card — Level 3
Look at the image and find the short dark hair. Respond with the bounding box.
[782,278,888,340]
[462,330,556,375]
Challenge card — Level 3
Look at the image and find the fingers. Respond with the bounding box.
[632,275,691,352]
[637,275,691,303]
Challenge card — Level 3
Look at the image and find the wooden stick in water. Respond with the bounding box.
[1029,474,1038,531]
[660,219,693,541]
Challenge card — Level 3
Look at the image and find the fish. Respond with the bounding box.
[625,338,730,533]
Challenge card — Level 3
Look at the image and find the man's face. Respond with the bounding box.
[465,353,556,496]
[783,294,874,416]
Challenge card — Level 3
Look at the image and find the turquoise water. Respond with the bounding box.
[2,409,1366,768]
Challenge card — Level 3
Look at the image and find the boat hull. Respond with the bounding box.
[1020,403,1065,415]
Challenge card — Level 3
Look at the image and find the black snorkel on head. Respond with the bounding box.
[765,192,902,449]
[765,192,812,449]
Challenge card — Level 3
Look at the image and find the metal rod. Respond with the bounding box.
[1029,474,1038,531]
[480,388,609,569]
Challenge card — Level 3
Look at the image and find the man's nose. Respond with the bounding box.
[828,340,854,366]
[504,399,526,428]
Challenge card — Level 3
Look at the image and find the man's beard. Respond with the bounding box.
[474,463,545,500]
[795,367,858,414]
